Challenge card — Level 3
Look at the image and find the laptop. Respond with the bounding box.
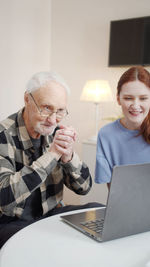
[61,163,150,242]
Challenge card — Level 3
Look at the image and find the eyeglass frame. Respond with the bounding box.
[29,93,68,119]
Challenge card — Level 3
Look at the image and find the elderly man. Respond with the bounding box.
[0,72,102,248]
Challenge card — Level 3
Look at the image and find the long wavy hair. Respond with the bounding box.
[117,66,150,144]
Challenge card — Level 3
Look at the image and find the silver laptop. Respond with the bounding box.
[61,163,150,242]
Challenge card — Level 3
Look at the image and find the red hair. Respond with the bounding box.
[117,66,150,144]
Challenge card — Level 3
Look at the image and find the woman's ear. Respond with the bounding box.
[117,94,121,105]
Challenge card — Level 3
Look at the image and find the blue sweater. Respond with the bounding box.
[95,119,150,183]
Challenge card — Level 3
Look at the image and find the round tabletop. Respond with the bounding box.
[0,208,150,267]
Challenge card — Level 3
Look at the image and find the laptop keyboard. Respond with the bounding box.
[80,219,104,234]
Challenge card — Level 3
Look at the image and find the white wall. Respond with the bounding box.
[0,0,51,120]
[51,0,150,156]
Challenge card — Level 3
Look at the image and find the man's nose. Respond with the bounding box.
[46,112,57,124]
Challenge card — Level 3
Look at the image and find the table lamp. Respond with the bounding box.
[80,80,113,141]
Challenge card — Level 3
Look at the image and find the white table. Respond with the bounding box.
[0,208,150,267]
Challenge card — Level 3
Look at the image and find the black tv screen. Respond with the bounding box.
[108,16,150,67]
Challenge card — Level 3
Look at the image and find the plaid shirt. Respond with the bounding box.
[0,109,92,218]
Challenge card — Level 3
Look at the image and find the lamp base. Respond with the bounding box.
[87,135,97,143]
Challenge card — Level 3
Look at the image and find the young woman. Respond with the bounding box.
[95,66,150,187]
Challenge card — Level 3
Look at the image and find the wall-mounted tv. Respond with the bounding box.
[108,16,150,67]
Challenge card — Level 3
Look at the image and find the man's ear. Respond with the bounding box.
[24,92,29,106]
[117,94,121,105]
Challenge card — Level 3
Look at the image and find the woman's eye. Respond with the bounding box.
[140,98,148,101]
[124,97,132,100]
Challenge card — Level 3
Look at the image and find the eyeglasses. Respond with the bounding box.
[29,93,68,119]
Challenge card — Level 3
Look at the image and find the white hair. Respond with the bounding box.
[26,71,70,95]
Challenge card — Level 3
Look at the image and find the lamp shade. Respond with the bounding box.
[80,80,113,103]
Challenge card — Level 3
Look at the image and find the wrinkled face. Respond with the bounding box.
[24,81,68,138]
[117,80,150,130]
